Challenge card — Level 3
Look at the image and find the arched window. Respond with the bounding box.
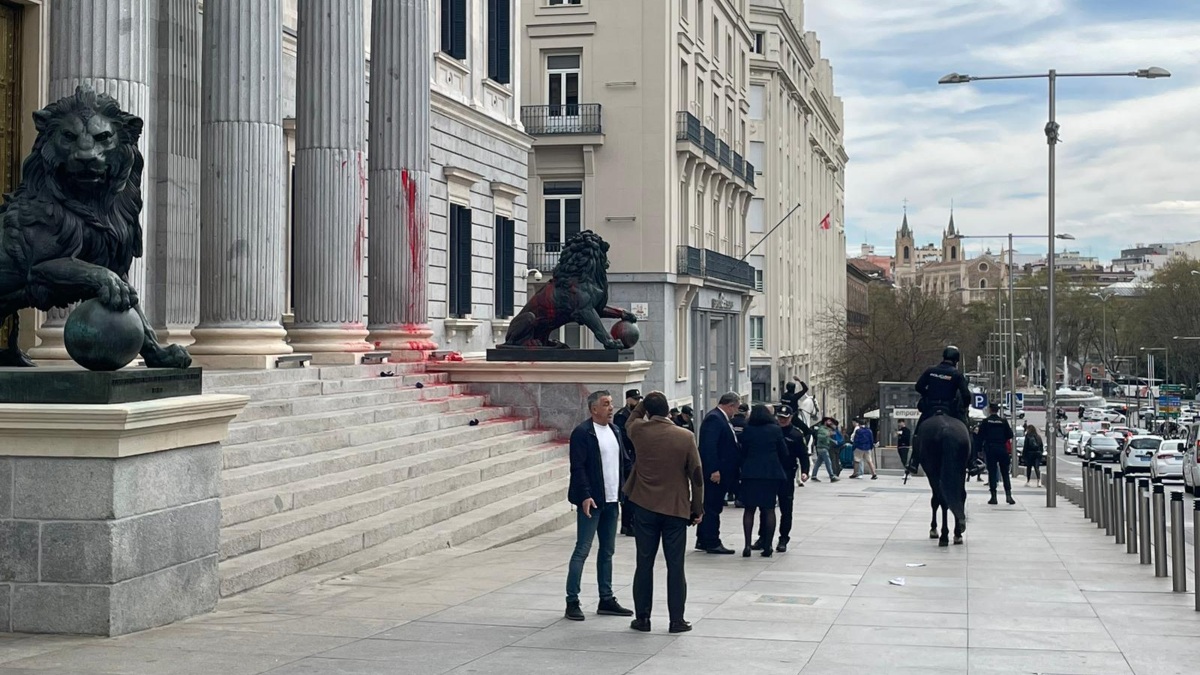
[950,245,958,260]
[979,279,987,289]
[903,246,910,261]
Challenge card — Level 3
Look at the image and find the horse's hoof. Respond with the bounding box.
[938,539,949,547]
[929,530,938,539]
[954,536,964,545]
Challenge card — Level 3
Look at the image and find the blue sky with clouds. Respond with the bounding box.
[803,0,1199,263]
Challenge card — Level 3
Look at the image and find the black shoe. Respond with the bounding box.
[761,548,773,558]
[988,493,998,505]
[811,477,821,482]
[597,598,633,617]
[742,547,751,557]
[871,475,878,480]
[750,540,764,551]
[776,537,789,553]
[1006,493,1016,505]
[706,545,735,555]
[630,618,651,632]
[620,526,635,537]
[831,476,840,482]
[669,620,692,633]
[565,600,585,621]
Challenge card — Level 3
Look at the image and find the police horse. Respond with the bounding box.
[913,411,971,546]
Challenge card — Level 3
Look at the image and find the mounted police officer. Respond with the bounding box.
[976,402,1016,505]
[909,345,973,473]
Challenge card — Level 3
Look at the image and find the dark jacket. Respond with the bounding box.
[897,426,912,448]
[699,408,740,478]
[613,406,637,477]
[567,418,623,506]
[915,360,972,414]
[779,422,811,476]
[1022,432,1044,459]
[780,381,808,413]
[975,414,1014,453]
[738,423,789,481]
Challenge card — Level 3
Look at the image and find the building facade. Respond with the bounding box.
[7,0,530,365]
[520,0,759,408]
[743,0,846,405]
[893,211,1007,304]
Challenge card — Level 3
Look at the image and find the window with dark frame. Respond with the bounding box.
[752,31,764,54]
[493,216,516,318]
[547,0,581,5]
[440,0,468,60]
[448,204,474,318]
[487,0,511,84]
[542,181,582,252]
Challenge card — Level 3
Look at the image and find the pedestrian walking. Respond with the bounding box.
[851,420,877,479]
[737,404,788,557]
[564,390,634,621]
[695,393,740,554]
[896,420,913,469]
[754,404,809,552]
[810,417,840,482]
[1022,424,1044,487]
[623,392,705,634]
[977,402,1016,505]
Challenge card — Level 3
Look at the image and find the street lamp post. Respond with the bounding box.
[1091,292,1114,381]
[940,66,1171,507]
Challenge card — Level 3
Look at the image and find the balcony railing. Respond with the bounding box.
[733,152,744,177]
[676,245,755,289]
[702,128,717,158]
[521,103,602,135]
[744,160,756,186]
[528,242,562,273]
[718,140,731,169]
[675,111,702,144]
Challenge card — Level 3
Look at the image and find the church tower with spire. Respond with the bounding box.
[894,205,915,285]
[942,208,960,262]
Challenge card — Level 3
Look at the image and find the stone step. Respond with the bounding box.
[234,383,472,423]
[210,370,450,403]
[455,500,576,553]
[220,426,557,524]
[218,457,570,596]
[202,368,321,390]
[225,394,489,446]
[220,406,523,471]
[220,441,566,559]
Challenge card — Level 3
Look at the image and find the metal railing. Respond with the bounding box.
[745,160,756,186]
[527,242,562,272]
[675,111,702,144]
[733,152,744,177]
[718,140,731,168]
[702,128,717,158]
[676,246,754,288]
[676,245,704,277]
[520,103,603,135]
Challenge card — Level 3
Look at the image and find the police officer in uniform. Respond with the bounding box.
[752,404,810,553]
[910,345,973,472]
[976,402,1016,505]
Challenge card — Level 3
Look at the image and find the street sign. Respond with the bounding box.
[972,393,988,410]
[1158,395,1182,418]
[1162,384,1185,394]
[1005,392,1025,410]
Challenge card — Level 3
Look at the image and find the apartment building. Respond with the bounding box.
[521,0,759,407]
[743,0,847,407]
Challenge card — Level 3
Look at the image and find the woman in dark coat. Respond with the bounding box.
[737,404,789,557]
[1022,424,1045,487]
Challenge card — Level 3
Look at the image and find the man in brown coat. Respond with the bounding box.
[623,391,705,634]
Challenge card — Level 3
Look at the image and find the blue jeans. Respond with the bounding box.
[566,501,619,603]
[814,449,836,479]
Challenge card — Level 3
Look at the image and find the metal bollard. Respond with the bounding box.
[1093,463,1104,525]
[1101,467,1113,532]
[1125,475,1137,554]
[1108,470,1118,542]
[1171,492,1186,592]
[1082,460,1090,517]
[1153,484,1168,577]
[1139,479,1152,565]
[1193,500,1199,610]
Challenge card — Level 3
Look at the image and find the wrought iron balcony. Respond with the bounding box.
[528,242,562,273]
[675,111,702,144]
[718,140,731,169]
[744,160,756,186]
[702,128,717,158]
[521,103,602,135]
[733,152,744,177]
[676,245,755,289]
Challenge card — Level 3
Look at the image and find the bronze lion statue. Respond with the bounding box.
[501,230,636,349]
[0,86,190,368]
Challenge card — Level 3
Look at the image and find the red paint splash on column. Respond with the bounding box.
[354,151,368,275]
[400,168,425,322]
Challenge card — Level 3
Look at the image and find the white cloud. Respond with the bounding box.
[810,0,1200,263]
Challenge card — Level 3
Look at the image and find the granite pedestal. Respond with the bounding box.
[0,391,248,635]
[428,358,651,439]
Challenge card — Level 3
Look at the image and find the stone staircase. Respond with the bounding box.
[203,363,573,597]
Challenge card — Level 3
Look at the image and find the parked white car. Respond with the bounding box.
[1120,435,1163,474]
[1151,439,1186,483]
[1183,440,1200,494]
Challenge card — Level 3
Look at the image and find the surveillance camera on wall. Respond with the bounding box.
[524,268,543,282]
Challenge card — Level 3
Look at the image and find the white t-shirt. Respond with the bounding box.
[594,423,621,503]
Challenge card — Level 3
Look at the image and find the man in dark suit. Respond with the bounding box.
[612,388,642,537]
[564,390,635,622]
[695,392,741,554]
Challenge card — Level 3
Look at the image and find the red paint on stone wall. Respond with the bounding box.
[400,168,425,321]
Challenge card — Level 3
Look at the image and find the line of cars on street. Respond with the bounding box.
[1065,410,1193,486]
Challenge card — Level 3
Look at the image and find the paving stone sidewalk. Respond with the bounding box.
[3,477,1199,674]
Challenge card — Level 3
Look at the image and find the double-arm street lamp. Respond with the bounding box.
[939,66,1171,508]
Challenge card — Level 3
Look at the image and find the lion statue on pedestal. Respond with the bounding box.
[500,230,636,349]
[0,85,190,368]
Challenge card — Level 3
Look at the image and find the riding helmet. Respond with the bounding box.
[942,345,961,364]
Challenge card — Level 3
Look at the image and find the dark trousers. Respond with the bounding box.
[761,469,796,542]
[986,449,1012,493]
[898,445,911,468]
[620,497,634,532]
[696,477,725,548]
[631,502,688,622]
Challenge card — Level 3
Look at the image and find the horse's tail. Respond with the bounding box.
[939,420,969,523]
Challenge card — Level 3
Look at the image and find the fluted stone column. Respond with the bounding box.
[31,0,149,362]
[147,0,201,346]
[367,0,437,360]
[189,0,292,369]
[287,0,371,364]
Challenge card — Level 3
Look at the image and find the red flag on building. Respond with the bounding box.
[819,212,831,230]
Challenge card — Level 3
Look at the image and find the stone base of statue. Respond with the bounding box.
[0,366,202,404]
[428,357,651,439]
[0,387,247,635]
[485,348,636,363]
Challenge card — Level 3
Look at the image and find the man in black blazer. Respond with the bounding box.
[565,390,635,622]
[695,392,742,554]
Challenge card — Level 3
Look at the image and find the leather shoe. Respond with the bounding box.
[705,545,735,555]
[597,598,633,617]
[750,540,764,551]
[776,537,789,553]
[630,618,651,632]
[565,600,585,621]
[669,620,692,633]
